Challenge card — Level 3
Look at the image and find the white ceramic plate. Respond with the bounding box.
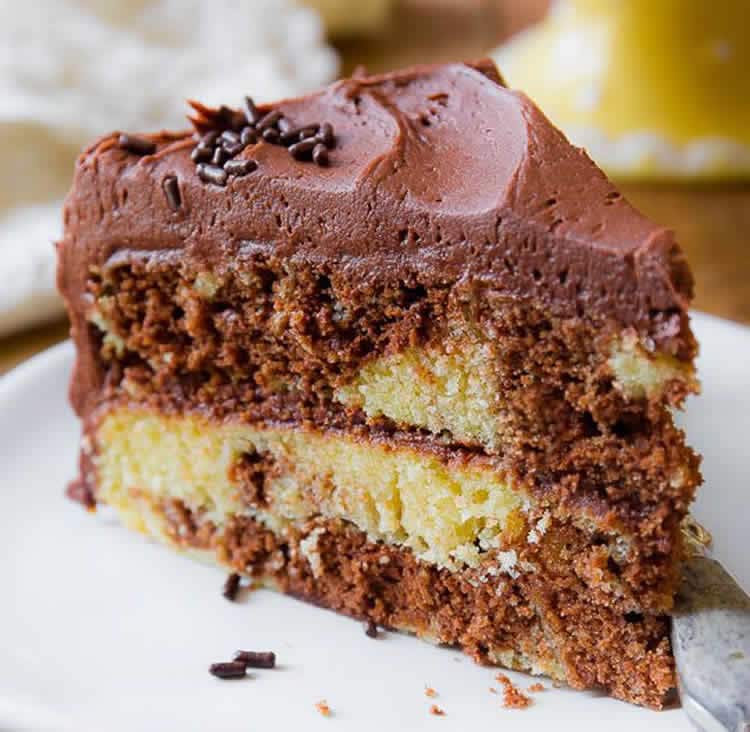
[1,312,748,732]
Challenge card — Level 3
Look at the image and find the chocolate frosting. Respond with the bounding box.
[58,60,694,415]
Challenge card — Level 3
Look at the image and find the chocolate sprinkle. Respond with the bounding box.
[200,130,220,147]
[256,109,282,132]
[191,145,212,163]
[222,572,241,601]
[262,128,280,144]
[224,159,258,176]
[215,105,233,124]
[190,94,337,183]
[279,128,301,146]
[223,141,246,157]
[297,124,320,141]
[215,104,245,131]
[312,143,329,167]
[279,124,319,146]
[209,661,247,679]
[289,138,317,160]
[365,620,378,638]
[240,126,257,146]
[161,175,181,211]
[220,130,241,146]
[316,122,335,148]
[211,146,228,166]
[117,133,156,156]
[233,650,276,669]
[242,95,260,126]
[197,163,228,186]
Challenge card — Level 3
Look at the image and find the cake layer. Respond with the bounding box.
[87,254,696,453]
[91,477,675,708]
[85,245,699,444]
[96,409,525,571]
[85,250,697,447]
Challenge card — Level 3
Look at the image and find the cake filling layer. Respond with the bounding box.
[96,409,527,571]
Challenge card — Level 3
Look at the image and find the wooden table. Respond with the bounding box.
[1,0,748,377]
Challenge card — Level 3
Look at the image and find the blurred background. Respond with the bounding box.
[1,0,748,375]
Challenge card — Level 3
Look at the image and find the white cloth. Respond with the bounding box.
[0,0,338,337]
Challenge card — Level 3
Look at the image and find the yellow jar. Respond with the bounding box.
[494,0,750,180]
[301,0,392,36]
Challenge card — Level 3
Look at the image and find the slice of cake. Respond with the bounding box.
[58,60,700,709]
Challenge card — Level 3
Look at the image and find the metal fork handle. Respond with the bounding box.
[672,557,750,732]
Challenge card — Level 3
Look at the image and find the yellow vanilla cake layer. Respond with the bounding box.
[335,330,503,450]
[335,330,695,452]
[95,409,529,571]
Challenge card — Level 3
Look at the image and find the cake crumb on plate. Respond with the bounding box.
[496,674,533,709]
[315,700,331,717]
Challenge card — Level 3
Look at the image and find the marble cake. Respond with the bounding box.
[58,60,701,708]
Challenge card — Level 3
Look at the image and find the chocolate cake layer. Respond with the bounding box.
[198,512,675,709]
